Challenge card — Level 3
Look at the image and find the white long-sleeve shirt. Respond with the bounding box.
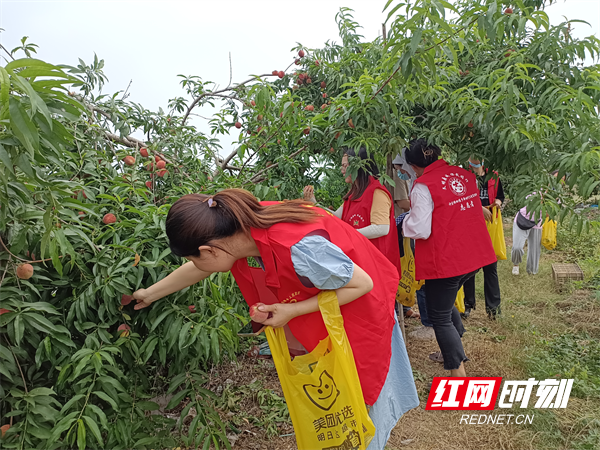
[402,183,434,240]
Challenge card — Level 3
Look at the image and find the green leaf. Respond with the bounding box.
[136,401,160,411]
[82,415,103,446]
[77,419,87,450]
[166,389,189,410]
[9,97,39,157]
[93,391,119,410]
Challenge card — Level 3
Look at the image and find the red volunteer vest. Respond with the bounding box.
[341,177,402,277]
[230,204,399,405]
[414,160,496,280]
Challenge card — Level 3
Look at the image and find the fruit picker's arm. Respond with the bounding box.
[133,261,211,310]
[255,263,373,328]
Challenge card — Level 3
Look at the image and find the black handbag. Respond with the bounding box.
[516,211,536,230]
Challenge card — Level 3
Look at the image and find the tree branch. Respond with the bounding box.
[181,73,275,125]
[249,147,306,183]
[0,44,15,61]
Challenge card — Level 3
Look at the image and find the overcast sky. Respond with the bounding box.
[2,0,599,155]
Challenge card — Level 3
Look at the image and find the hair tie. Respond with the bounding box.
[422,148,434,157]
[202,197,218,208]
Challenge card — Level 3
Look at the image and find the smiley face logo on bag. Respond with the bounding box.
[303,370,340,411]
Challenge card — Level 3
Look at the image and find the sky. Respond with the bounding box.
[2,0,599,156]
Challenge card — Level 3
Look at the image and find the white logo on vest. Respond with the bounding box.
[442,173,470,197]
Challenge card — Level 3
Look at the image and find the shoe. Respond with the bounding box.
[428,351,444,363]
[512,266,519,275]
[408,326,435,340]
[461,307,472,319]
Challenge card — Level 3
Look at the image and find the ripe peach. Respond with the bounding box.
[330,147,335,153]
[348,118,355,129]
[303,127,310,135]
[298,49,305,58]
[305,105,314,111]
[306,78,312,84]
[322,93,327,98]
[335,131,341,139]
[235,121,242,129]
[321,81,326,88]
[117,324,130,337]
[314,60,319,66]
[468,121,474,128]
[124,156,135,166]
[155,155,162,162]
[121,294,133,306]
[103,213,117,224]
[140,147,149,157]
[257,114,263,121]
[156,160,166,170]
[272,70,278,76]
[157,169,168,178]
[145,181,152,189]
[188,305,196,313]
[16,263,34,280]
[251,100,256,107]
[249,303,269,323]
[505,7,513,14]
[295,59,300,65]
[321,104,328,110]
[278,71,285,78]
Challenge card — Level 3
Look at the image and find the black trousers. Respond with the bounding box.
[463,261,501,314]
[425,270,477,371]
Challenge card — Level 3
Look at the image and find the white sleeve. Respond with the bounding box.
[356,224,390,239]
[333,204,344,219]
[402,183,433,240]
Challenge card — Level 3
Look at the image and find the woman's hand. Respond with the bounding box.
[133,289,154,310]
[303,185,316,204]
[494,199,503,208]
[482,206,493,222]
[256,303,298,328]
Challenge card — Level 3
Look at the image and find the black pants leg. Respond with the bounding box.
[463,270,478,309]
[483,261,501,315]
[425,270,477,371]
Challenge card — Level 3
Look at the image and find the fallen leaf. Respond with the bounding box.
[133,253,140,267]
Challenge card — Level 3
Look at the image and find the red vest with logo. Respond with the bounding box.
[414,160,496,280]
[230,204,399,405]
[341,177,402,277]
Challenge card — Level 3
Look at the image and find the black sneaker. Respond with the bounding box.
[461,307,472,319]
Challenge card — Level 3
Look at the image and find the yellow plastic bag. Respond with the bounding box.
[396,237,424,307]
[486,207,507,260]
[454,287,465,314]
[266,291,376,450]
[542,218,557,250]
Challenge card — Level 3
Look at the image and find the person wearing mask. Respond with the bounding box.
[394,150,435,339]
[304,146,402,278]
[402,139,496,376]
[132,189,419,449]
[462,158,504,319]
